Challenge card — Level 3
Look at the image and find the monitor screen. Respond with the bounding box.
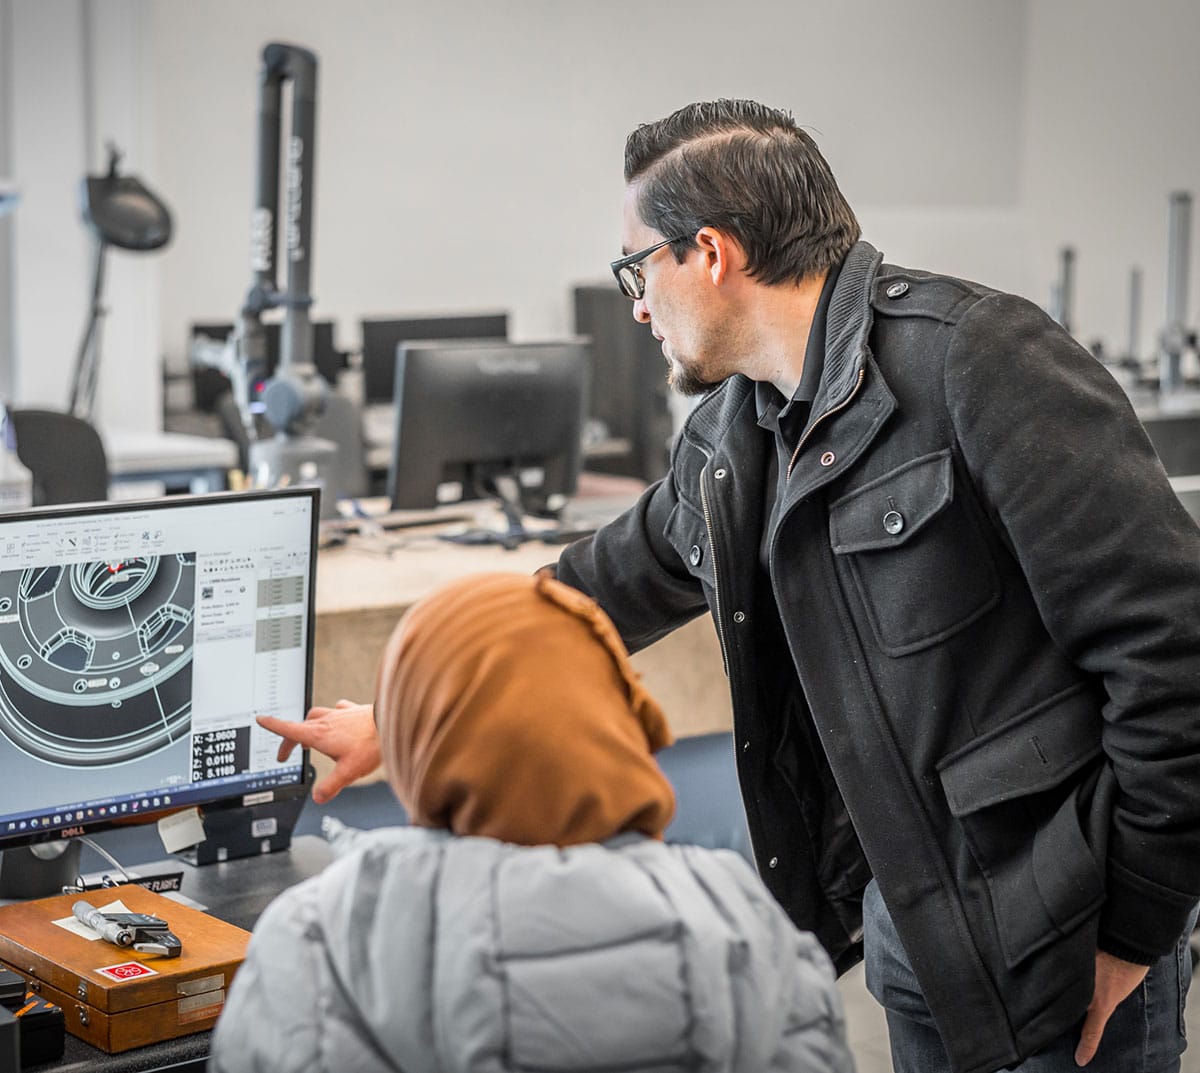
[0,488,318,856]
[359,312,508,404]
[388,339,588,515]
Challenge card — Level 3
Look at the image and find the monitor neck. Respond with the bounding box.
[0,841,82,900]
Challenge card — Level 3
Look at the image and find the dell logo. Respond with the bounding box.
[478,357,541,376]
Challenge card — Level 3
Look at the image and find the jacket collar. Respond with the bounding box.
[684,240,885,455]
[808,240,883,429]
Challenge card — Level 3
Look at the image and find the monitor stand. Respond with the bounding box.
[437,473,543,551]
[0,841,82,900]
[174,795,307,866]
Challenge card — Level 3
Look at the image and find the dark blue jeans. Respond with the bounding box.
[863,879,1197,1073]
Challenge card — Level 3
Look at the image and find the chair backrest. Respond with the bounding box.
[7,408,109,506]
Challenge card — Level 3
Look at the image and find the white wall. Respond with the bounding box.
[147,0,1028,366]
[1020,0,1200,360]
[88,0,160,427]
[5,0,1199,431]
[6,0,158,428]
[9,0,90,412]
[0,0,15,401]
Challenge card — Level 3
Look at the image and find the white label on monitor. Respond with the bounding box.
[157,807,206,854]
[243,790,275,807]
[251,817,278,838]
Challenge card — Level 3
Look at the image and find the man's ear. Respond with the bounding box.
[694,227,742,288]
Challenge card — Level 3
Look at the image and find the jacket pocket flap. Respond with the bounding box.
[937,686,1102,816]
[662,500,715,584]
[829,450,953,554]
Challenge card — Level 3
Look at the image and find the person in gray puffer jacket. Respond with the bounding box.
[211,572,854,1073]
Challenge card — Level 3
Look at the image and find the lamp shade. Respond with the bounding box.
[80,171,171,251]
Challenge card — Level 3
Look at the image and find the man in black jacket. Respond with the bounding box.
[263,100,1200,1073]
[560,97,1200,1073]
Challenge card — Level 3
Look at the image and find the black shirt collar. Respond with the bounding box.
[755,259,842,430]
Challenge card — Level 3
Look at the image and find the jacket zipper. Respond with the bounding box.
[699,466,731,677]
[705,364,865,676]
[786,367,866,480]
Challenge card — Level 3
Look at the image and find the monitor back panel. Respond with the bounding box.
[359,312,508,404]
[388,340,587,510]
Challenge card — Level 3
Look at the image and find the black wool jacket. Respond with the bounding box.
[555,241,1200,1073]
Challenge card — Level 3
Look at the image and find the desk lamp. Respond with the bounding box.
[69,143,173,421]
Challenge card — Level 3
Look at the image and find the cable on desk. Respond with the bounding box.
[61,836,134,894]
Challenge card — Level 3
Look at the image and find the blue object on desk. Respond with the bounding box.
[658,732,752,861]
[294,731,751,862]
[87,732,750,873]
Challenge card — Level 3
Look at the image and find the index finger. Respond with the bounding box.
[256,714,313,763]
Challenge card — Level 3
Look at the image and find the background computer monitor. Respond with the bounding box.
[359,311,509,405]
[573,284,673,483]
[0,488,318,896]
[388,339,588,517]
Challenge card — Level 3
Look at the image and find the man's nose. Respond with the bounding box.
[632,297,650,323]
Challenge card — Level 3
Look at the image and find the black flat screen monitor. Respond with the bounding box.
[360,312,508,405]
[388,339,588,517]
[0,489,318,885]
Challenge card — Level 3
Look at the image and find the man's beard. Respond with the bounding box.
[667,357,722,397]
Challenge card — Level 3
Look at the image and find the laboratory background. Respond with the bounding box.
[2,0,1197,431]
[0,3,1198,1072]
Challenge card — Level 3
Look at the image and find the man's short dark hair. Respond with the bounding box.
[624,99,861,286]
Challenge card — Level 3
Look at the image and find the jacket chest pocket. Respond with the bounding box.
[828,449,1000,656]
[664,499,717,590]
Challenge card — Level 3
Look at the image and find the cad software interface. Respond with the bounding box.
[0,494,314,840]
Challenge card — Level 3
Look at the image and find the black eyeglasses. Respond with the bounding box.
[610,234,690,300]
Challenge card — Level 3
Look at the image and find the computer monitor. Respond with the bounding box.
[388,339,588,524]
[0,488,319,896]
[359,312,509,405]
[573,284,673,483]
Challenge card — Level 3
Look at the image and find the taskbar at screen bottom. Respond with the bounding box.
[0,767,306,845]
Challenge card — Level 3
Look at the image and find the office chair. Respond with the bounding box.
[7,408,109,506]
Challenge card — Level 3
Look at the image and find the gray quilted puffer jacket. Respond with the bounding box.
[210,826,855,1073]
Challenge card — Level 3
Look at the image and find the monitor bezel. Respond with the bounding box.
[359,310,509,405]
[0,486,319,855]
[386,337,589,514]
